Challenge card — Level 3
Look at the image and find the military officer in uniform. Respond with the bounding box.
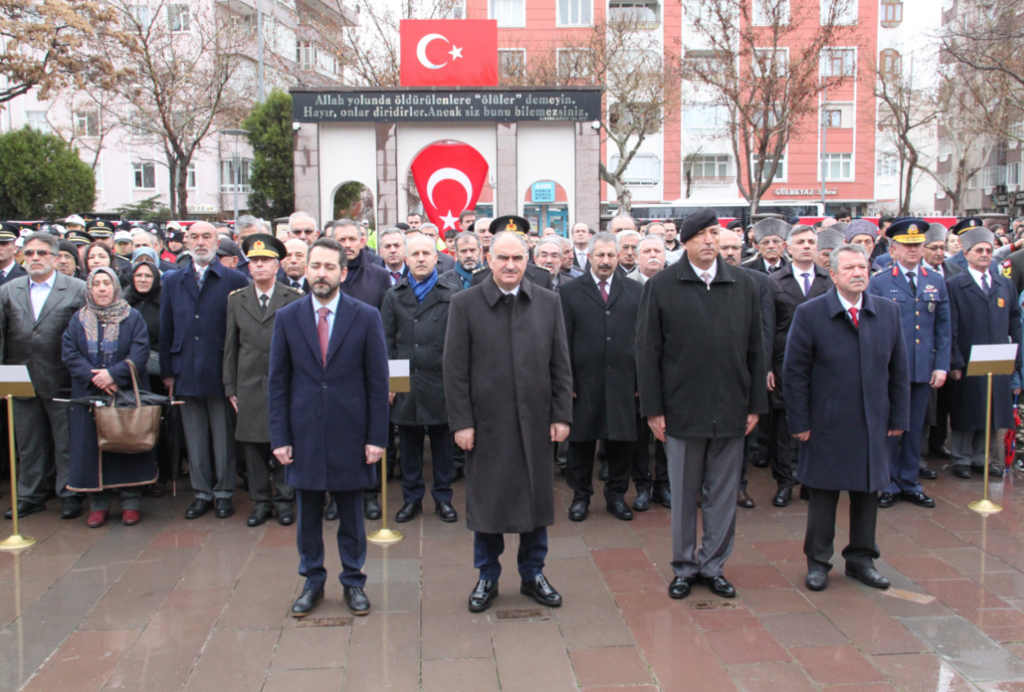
[867,218,950,509]
[224,234,303,527]
[0,223,28,286]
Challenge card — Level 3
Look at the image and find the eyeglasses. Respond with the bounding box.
[23,250,52,258]
[293,229,318,236]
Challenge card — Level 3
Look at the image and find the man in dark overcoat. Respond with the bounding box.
[381,234,459,524]
[784,244,910,592]
[946,227,1023,479]
[224,234,303,528]
[160,221,249,520]
[443,227,573,614]
[636,208,767,602]
[767,225,832,507]
[268,238,389,618]
[560,232,643,522]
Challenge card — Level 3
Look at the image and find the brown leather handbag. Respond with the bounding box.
[95,360,161,454]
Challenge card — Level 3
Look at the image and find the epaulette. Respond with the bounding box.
[472,267,487,274]
[920,266,928,277]
[229,287,246,296]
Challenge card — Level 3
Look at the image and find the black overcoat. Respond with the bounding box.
[559,274,641,441]
[381,277,459,426]
[443,278,573,534]
[946,271,1022,430]
[768,264,833,409]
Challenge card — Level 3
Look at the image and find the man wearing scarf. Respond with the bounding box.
[380,234,459,524]
[440,231,484,291]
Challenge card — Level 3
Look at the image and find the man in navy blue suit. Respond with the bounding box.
[268,238,390,618]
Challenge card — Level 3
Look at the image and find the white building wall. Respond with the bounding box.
[319,122,378,226]
[516,121,576,219]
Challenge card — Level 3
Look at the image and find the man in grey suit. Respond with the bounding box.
[224,234,303,528]
[1,232,87,519]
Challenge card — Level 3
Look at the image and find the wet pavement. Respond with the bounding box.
[1,453,1023,692]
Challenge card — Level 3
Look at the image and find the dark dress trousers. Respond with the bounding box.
[268,291,390,590]
[927,262,963,448]
[159,258,248,501]
[783,288,910,573]
[741,265,777,488]
[223,282,303,514]
[0,271,87,505]
[559,273,642,505]
[444,277,573,581]
[381,275,459,506]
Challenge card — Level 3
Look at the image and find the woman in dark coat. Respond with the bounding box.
[63,267,156,528]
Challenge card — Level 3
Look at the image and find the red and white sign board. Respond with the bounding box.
[400,20,498,87]
[410,142,489,231]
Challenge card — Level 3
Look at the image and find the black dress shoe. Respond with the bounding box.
[452,466,465,482]
[61,497,83,519]
[291,588,324,618]
[953,465,972,479]
[668,576,693,599]
[971,465,985,475]
[324,497,339,521]
[918,467,939,480]
[806,570,828,591]
[878,492,897,509]
[752,457,769,468]
[277,511,295,526]
[214,499,234,518]
[520,574,562,607]
[395,502,422,523]
[435,501,457,522]
[568,500,588,522]
[928,445,951,459]
[344,585,371,615]
[700,575,737,598]
[363,495,382,520]
[772,487,792,507]
[4,501,44,520]
[185,499,212,520]
[598,461,609,482]
[989,464,1005,478]
[901,491,936,508]
[655,487,672,508]
[799,485,811,500]
[606,499,634,521]
[737,490,756,508]
[468,579,498,612]
[632,490,651,512]
[247,505,272,527]
[846,566,890,589]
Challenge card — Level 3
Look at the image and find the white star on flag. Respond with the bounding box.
[448,45,463,60]
[439,209,460,230]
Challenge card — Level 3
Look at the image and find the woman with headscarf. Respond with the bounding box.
[62,267,155,528]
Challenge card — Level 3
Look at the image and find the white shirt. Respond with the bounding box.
[387,265,406,285]
[194,262,209,285]
[1,262,15,278]
[499,283,521,298]
[837,291,864,323]
[30,274,54,321]
[255,283,275,305]
[967,265,991,291]
[575,248,588,268]
[763,258,782,272]
[312,291,341,337]
[896,261,920,289]
[795,268,814,296]
[591,271,612,292]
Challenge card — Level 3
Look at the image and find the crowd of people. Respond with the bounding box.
[0,205,1019,618]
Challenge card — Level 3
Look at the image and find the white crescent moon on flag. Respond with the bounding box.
[416,34,449,70]
[426,167,474,210]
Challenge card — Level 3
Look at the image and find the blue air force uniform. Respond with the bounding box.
[867,219,951,503]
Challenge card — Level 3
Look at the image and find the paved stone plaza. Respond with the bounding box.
[1,454,1023,692]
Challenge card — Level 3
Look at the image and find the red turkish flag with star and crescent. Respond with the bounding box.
[410,142,489,232]
[400,20,498,87]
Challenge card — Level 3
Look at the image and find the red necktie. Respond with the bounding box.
[317,307,330,367]
[599,280,609,302]
[848,307,859,329]
[391,272,401,283]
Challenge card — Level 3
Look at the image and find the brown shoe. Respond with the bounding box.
[737,491,755,508]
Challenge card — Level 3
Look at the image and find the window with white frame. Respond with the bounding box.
[498,49,526,82]
[821,153,853,180]
[133,162,156,189]
[167,4,189,32]
[752,153,786,182]
[753,48,788,78]
[187,164,196,189]
[557,48,594,81]
[685,155,731,179]
[876,152,898,178]
[558,0,591,26]
[221,159,252,193]
[608,0,660,28]
[684,104,729,135]
[1008,162,1021,187]
[74,111,99,137]
[297,41,315,69]
[490,0,525,27]
[25,111,50,133]
[129,4,151,27]
[821,48,855,77]
[609,153,662,185]
[821,0,857,25]
[754,0,790,25]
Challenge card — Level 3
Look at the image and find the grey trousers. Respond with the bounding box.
[13,396,76,504]
[665,436,743,579]
[89,488,142,512]
[950,429,1002,468]
[181,395,236,501]
[244,442,293,513]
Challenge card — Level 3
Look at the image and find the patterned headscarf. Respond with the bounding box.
[81,267,132,366]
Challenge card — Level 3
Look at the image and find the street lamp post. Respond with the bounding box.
[221,129,251,222]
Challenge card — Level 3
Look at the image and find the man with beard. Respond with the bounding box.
[444,229,573,613]
[270,238,388,618]
[161,222,248,519]
[440,232,483,291]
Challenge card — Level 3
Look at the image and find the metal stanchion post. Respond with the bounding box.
[0,394,36,550]
[368,449,403,544]
[969,373,1003,515]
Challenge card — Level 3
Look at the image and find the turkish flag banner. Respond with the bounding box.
[400,20,498,87]
[410,142,489,232]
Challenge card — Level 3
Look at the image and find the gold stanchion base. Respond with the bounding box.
[367,528,404,544]
[0,534,36,551]
[968,499,1004,515]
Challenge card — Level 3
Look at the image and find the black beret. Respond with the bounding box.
[679,208,719,243]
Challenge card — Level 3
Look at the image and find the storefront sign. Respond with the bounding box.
[772,188,839,196]
[531,182,556,203]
